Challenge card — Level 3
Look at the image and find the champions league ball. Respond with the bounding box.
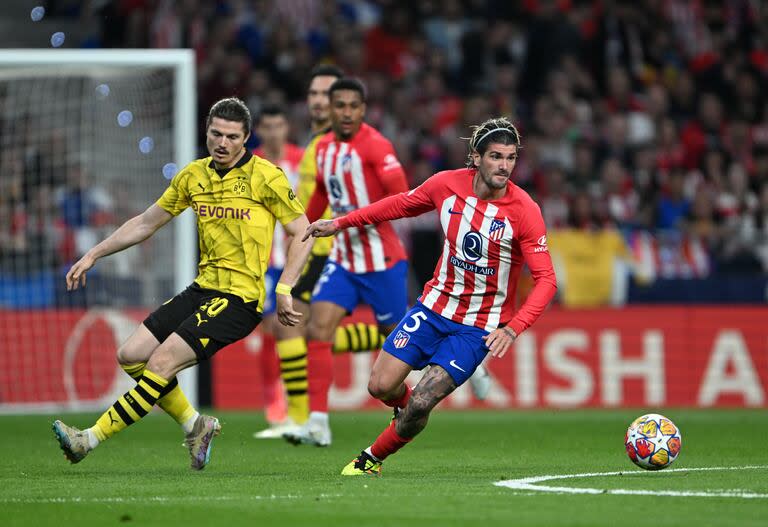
[625,413,682,470]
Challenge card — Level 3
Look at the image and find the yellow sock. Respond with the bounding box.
[121,362,146,380]
[334,323,385,353]
[94,369,169,441]
[276,337,308,424]
[121,363,197,426]
[158,383,198,426]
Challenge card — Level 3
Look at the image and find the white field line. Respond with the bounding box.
[495,465,768,499]
[1,493,343,505]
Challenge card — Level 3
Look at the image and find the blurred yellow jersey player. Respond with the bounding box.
[254,65,395,441]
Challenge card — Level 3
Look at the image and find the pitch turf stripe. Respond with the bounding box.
[494,465,768,499]
[0,493,344,504]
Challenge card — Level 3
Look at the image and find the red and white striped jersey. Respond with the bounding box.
[335,168,557,333]
[307,123,409,273]
[254,144,304,268]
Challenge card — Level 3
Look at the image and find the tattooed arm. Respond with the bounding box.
[395,365,457,438]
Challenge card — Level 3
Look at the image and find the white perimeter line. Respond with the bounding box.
[1,493,343,505]
[494,465,768,499]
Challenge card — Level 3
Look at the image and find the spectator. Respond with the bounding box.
[680,92,725,169]
[656,168,691,231]
[600,157,638,227]
[539,163,570,229]
[11,0,768,311]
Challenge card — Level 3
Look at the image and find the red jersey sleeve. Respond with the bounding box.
[335,176,438,229]
[508,201,557,335]
[371,139,409,195]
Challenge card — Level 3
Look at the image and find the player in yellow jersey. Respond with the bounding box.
[51,97,313,470]
[253,65,393,439]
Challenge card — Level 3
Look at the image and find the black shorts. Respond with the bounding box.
[143,283,262,361]
[292,254,328,304]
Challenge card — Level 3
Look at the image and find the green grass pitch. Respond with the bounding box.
[2,409,766,526]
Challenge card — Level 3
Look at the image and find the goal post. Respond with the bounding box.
[0,50,198,413]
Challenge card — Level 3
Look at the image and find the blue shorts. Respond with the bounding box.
[262,266,283,316]
[311,260,408,325]
[382,301,489,386]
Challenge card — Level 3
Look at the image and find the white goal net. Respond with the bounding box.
[0,50,197,413]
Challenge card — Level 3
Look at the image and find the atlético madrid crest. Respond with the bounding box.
[489,219,505,242]
[393,330,410,349]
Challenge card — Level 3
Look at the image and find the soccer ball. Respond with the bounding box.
[624,413,682,470]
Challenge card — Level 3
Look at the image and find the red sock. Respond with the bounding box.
[307,340,333,412]
[260,334,286,423]
[370,421,412,461]
[382,384,411,409]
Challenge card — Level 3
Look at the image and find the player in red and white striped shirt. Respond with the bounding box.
[305,117,557,475]
[307,101,409,273]
[283,78,410,447]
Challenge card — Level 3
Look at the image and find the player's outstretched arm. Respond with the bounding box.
[65,203,173,291]
[275,214,314,327]
[302,219,340,241]
[304,184,437,242]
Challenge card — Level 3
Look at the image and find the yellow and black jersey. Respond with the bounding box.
[157,151,305,310]
[298,130,333,256]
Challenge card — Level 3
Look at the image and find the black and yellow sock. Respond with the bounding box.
[276,337,309,424]
[121,362,146,381]
[121,363,197,426]
[334,323,386,353]
[93,369,169,441]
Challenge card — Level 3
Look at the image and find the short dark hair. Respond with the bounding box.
[466,117,522,166]
[309,64,344,85]
[329,78,367,103]
[206,97,252,136]
[256,103,286,124]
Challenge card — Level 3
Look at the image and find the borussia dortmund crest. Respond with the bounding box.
[233,181,247,195]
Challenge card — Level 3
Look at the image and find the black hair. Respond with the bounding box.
[206,97,252,136]
[328,78,367,103]
[465,117,522,167]
[309,64,344,85]
[256,103,286,124]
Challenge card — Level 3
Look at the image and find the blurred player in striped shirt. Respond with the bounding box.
[283,78,410,447]
[254,66,404,441]
[304,117,557,475]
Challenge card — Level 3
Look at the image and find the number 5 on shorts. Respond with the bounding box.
[313,262,337,296]
[403,311,427,332]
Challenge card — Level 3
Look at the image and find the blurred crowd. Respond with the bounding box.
[8,0,768,306]
[0,128,116,276]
